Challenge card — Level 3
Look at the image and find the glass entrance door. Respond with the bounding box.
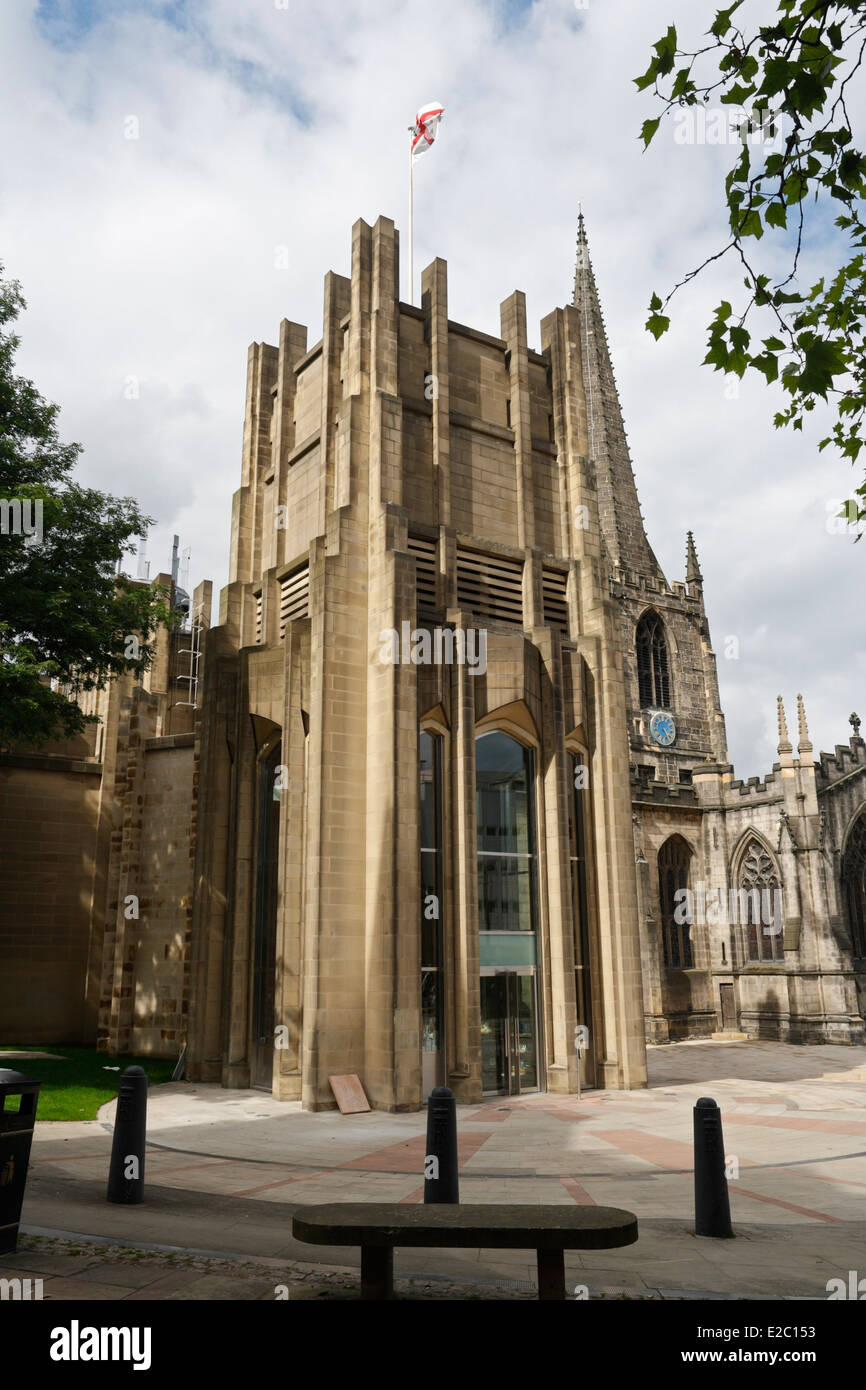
[480,970,539,1095]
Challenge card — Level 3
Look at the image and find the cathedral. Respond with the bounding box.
[2,213,864,1109]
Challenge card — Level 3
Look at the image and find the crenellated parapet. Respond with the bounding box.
[815,730,866,790]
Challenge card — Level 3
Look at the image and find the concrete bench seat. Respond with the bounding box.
[292,1201,638,1300]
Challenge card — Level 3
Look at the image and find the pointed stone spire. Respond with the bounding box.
[685,531,703,596]
[796,693,812,755]
[777,695,794,765]
[572,211,666,583]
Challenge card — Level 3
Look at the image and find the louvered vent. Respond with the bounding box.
[542,568,569,633]
[408,535,437,611]
[280,565,310,639]
[456,549,523,626]
[254,591,263,645]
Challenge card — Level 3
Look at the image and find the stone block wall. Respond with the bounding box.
[0,756,102,1042]
[129,738,196,1055]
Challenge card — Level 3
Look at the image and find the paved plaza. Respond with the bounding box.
[8,1040,866,1299]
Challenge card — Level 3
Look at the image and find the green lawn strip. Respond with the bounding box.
[0,1045,176,1121]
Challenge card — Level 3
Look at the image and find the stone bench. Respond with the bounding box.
[291,1201,638,1300]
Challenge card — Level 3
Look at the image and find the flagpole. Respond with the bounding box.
[409,137,414,305]
[408,104,442,304]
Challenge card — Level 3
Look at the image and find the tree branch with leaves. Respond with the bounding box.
[637,0,866,530]
[0,265,172,750]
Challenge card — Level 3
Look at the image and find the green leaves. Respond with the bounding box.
[635,0,866,513]
[671,67,698,101]
[641,117,661,149]
[655,25,678,73]
[838,149,866,189]
[0,264,164,749]
[646,294,670,339]
[710,4,744,40]
[646,313,671,340]
[752,352,779,383]
[796,337,847,397]
[738,208,764,239]
[704,308,751,376]
[782,170,808,203]
[721,81,757,106]
[634,24,678,90]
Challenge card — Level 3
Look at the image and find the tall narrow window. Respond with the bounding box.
[842,813,866,958]
[658,834,692,968]
[252,741,281,1043]
[637,611,671,708]
[420,731,443,1055]
[477,731,541,1094]
[568,751,593,1028]
[740,840,784,962]
[476,732,537,934]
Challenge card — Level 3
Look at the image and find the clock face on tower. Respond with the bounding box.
[650,711,676,747]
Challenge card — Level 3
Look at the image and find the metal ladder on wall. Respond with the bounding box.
[174,601,204,709]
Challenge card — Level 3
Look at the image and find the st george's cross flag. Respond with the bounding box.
[411,102,444,162]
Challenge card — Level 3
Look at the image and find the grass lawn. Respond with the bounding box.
[0,1045,177,1121]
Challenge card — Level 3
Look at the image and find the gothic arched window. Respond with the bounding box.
[738,839,784,962]
[841,813,866,958]
[636,611,671,709]
[658,834,692,968]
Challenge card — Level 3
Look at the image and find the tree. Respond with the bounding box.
[636,0,866,530]
[0,265,170,749]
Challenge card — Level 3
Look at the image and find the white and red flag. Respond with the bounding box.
[411,102,444,162]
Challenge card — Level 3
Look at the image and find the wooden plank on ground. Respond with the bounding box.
[329,1074,371,1114]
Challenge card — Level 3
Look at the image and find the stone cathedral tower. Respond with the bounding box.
[572,212,727,778]
[571,214,732,1042]
[570,217,863,1050]
[185,213,651,1110]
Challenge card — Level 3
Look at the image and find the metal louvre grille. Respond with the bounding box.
[254,592,263,645]
[456,548,523,626]
[542,568,569,633]
[280,565,309,639]
[408,535,437,611]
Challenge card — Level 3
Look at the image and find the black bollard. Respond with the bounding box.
[423,1085,459,1204]
[694,1096,733,1237]
[107,1066,147,1205]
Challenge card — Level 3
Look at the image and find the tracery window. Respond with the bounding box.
[636,611,671,709]
[658,834,692,968]
[841,813,866,959]
[740,840,784,962]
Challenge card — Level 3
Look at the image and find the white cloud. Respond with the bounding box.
[2,0,864,774]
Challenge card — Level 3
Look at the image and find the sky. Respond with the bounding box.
[1,0,864,776]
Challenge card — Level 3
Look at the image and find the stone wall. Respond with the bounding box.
[0,755,102,1043]
[0,580,209,1055]
[130,738,196,1055]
